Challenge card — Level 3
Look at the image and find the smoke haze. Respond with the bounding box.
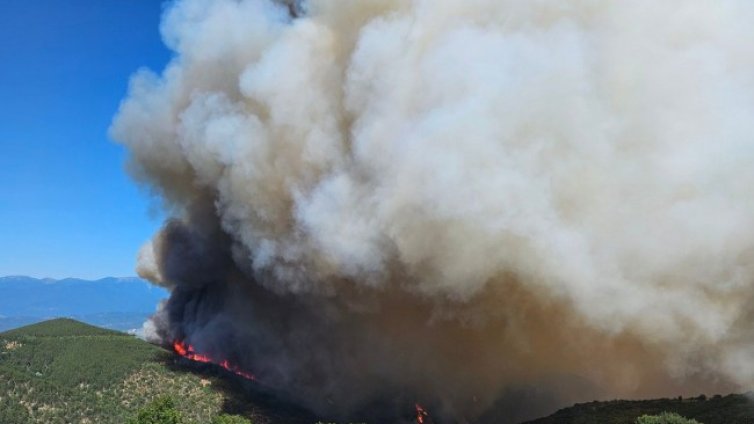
[112,0,754,422]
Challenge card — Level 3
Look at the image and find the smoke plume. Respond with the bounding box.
[112,0,754,422]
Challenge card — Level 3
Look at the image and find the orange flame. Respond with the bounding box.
[415,403,429,424]
[172,340,256,381]
[175,340,428,421]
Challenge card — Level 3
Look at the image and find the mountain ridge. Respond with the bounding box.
[0,275,167,332]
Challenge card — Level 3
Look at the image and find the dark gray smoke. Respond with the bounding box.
[112,0,754,422]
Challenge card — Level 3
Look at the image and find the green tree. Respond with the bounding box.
[636,412,702,424]
[0,397,31,424]
[128,396,184,424]
[212,414,253,424]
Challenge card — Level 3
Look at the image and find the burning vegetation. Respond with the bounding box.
[172,339,433,423]
[172,340,256,381]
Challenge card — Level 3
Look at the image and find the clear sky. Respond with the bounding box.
[0,0,172,279]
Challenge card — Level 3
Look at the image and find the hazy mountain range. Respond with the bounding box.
[0,276,168,332]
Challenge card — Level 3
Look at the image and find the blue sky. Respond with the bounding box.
[0,0,172,279]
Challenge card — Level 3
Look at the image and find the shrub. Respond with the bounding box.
[0,396,30,423]
[128,396,184,424]
[636,412,702,424]
[212,414,253,424]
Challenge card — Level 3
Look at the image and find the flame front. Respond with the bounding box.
[172,340,256,381]
[174,340,431,420]
[415,403,428,424]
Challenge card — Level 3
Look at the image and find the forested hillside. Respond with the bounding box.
[523,394,754,424]
[2,319,753,424]
[0,319,316,424]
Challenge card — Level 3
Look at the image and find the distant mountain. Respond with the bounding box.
[0,276,168,332]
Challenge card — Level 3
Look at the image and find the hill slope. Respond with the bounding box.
[522,394,754,424]
[3,319,754,424]
[0,318,317,424]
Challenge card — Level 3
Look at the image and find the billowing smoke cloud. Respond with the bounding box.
[112,0,754,422]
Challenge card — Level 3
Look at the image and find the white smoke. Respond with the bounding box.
[112,0,754,421]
